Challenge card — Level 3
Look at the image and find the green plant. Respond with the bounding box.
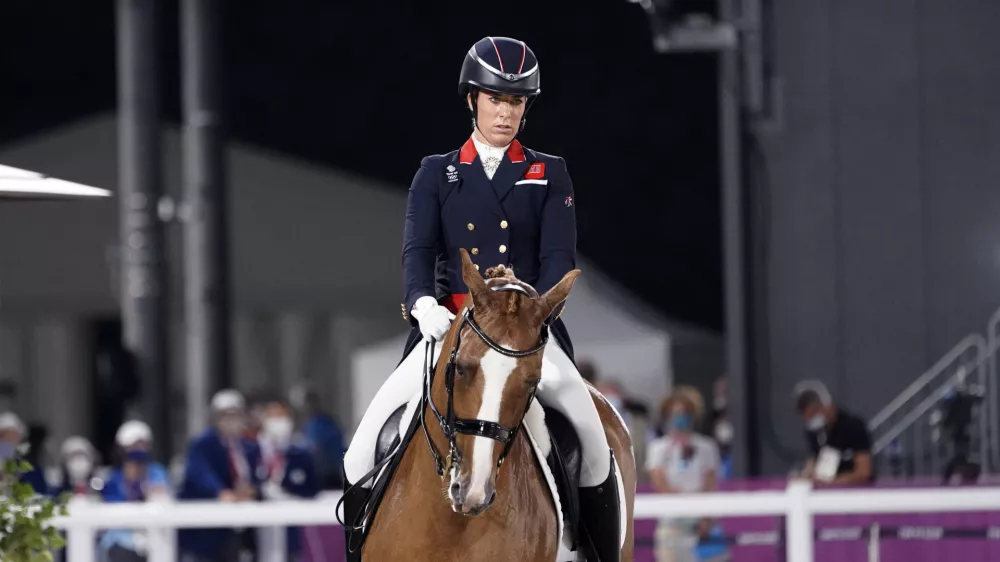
[0,457,69,562]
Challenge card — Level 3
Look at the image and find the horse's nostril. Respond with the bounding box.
[450,482,462,497]
[488,490,497,504]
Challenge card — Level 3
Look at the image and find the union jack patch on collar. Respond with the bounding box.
[525,163,545,179]
[565,196,574,207]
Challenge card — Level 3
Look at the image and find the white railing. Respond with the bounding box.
[52,482,1000,562]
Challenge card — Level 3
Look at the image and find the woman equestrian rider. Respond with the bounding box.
[342,36,621,562]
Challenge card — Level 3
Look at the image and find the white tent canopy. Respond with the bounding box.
[0,164,110,198]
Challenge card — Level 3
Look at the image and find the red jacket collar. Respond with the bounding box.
[459,137,526,164]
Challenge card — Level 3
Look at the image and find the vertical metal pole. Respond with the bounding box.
[181,0,231,436]
[867,523,881,562]
[718,0,754,477]
[117,0,171,462]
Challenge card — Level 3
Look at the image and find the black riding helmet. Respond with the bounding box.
[458,37,541,134]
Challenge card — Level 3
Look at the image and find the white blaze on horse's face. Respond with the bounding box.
[450,346,518,514]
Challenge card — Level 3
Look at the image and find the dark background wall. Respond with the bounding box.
[756,0,1000,472]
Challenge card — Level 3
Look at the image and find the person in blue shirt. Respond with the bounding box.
[178,389,262,562]
[99,420,170,562]
[0,412,48,495]
[256,394,320,561]
[289,383,344,489]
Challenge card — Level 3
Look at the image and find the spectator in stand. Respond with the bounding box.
[707,377,734,480]
[646,387,724,562]
[793,380,874,485]
[178,390,263,562]
[254,393,320,561]
[289,382,344,489]
[51,436,101,562]
[53,436,101,500]
[0,412,48,495]
[99,420,171,562]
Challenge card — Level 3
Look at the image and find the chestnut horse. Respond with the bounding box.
[360,250,635,562]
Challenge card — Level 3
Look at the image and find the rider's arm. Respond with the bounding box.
[536,157,577,296]
[402,158,442,324]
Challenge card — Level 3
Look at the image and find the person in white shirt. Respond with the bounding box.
[646,387,721,562]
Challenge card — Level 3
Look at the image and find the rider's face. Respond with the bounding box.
[468,91,526,147]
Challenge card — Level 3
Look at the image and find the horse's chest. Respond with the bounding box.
[368,451,558,561]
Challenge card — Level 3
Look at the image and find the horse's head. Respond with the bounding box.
[431,249,579,516]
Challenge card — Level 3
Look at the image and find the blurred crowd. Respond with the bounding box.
[0,385,345,562]
[579,363,873,562]
[1,361,874,562]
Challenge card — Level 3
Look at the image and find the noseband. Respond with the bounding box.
[421,301,549,477]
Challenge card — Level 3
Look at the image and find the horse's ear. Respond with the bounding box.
[459,249,488,300]
[537,269,581,323]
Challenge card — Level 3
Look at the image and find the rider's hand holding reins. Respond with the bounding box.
[411,296,455,341]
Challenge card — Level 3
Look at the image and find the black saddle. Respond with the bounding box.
[375,405,408,466]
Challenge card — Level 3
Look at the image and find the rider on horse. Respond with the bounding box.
[342,36,621,561]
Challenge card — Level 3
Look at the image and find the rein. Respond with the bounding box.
[421,306,549,477]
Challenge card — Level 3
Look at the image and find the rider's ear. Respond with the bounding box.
[537,270,580,323]
[459,249,488,302]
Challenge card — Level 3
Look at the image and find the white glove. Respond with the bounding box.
[411,296,456,341]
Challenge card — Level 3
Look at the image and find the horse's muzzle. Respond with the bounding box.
[448,473,497,516]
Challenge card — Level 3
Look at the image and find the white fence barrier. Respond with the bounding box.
[52,481,1000,562]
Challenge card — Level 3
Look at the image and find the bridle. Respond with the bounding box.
[420,296,550,478]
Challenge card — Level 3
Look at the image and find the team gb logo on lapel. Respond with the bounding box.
[446,164,459,183]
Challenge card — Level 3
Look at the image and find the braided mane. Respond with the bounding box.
[484,265,521,313]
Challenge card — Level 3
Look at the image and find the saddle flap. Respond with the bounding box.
[375,405,407,466]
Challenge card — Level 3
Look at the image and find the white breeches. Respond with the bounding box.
[343,339,611,487]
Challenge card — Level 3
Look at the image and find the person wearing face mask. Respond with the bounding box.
[254,395,319,562]
[0,412,48,495]
[794,380,874,485]
[99,421,170,561]
[646,387,724,562]
[178,389,263,562]
[54,436,100,499]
